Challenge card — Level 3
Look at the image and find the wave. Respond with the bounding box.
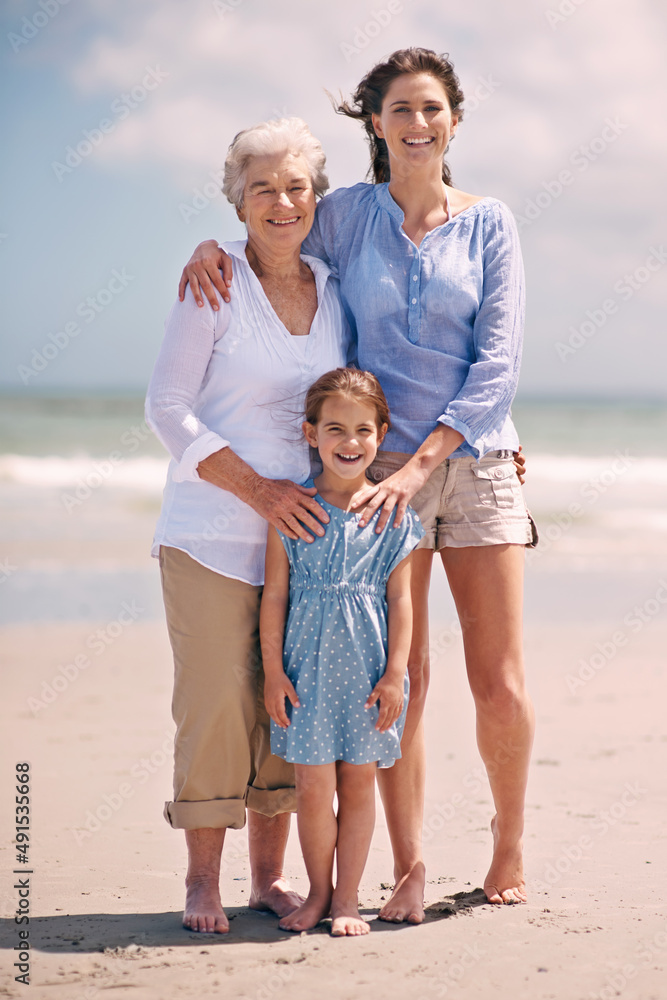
[0,454,169,492]
[1,452,667,490]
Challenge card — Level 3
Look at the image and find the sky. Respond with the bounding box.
[0,0,665,398]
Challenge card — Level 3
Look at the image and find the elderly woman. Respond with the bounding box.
[146,117,351,933]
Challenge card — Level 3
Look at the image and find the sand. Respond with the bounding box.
[2,477,667,999]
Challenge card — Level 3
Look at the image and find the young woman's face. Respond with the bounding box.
[303,396,386,481]
[371,72,458,175]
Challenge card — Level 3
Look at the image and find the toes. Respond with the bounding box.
[501,888,526,905]
[484,886,504,905]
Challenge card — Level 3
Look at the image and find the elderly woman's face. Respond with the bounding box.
[238,152,316,252]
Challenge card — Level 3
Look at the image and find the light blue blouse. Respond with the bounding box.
[302,183,524,460]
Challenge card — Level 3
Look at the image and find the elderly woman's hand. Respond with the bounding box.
[197,449,330,543]
[251,478,330,542]
[178,240,234,309]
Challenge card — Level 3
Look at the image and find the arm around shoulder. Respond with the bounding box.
[178,239,234,308]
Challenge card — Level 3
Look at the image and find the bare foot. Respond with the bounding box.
[331,896,370,937]
[183,878,229,933]
[377,862,425,924]
[483,815,527,905]
[278,890,332,932]
[249,876,304,918]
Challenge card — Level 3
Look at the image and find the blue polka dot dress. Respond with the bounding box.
[270,483,424,769]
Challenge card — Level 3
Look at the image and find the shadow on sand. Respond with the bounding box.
[0,891,489,953]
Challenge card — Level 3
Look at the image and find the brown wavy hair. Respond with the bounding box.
[336,47,465,185]
[304,368,391,433]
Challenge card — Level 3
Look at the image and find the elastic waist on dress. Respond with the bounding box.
[290,580,379,595]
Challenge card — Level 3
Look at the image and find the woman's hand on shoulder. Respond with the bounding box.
[251,478,330,542]
[178,240,234,309]
[350,466,427,533]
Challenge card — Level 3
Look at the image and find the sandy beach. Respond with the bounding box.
[2,426,667,999]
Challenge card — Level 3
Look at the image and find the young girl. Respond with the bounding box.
[260,368,424,937]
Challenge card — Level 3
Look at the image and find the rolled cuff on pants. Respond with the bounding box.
[163,785,297,829]
[159,546,296,832]
[163,797,247,831]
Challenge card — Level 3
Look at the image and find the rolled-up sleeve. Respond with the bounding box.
[145,291,231,482]
[438,202,524,457]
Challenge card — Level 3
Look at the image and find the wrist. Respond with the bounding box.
[262,661,285,677]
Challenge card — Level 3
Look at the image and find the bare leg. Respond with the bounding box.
[331,761,377,936]
[441,544,534,904]
[248,811,304,917]
[377,548,433,923]
[183,828,229,933]
[279,764,337,932]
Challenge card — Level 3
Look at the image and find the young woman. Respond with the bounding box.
[179,48,536,919]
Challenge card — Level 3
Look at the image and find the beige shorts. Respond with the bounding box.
[159,546,296,830]
[368,451,538,551]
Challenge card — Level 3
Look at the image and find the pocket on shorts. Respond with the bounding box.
[471,461,519,509]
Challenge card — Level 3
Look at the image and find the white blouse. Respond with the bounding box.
[146,240,352,586]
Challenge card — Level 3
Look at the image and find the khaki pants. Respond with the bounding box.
[159,546,296,830]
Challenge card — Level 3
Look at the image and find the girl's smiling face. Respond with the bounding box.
[371,72,458,174]
[303,395,387,482]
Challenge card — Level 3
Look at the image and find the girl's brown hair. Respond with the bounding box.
[336,47,465,186]
[304,368,391,433]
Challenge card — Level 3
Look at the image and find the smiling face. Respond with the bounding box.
[303,395,387,483]
[237,151,316,257]
[371,72,458,176]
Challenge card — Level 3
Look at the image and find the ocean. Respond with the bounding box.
[1,394,666,627]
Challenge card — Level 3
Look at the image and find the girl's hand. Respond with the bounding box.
[365,676,404,732]
[514,446,526,484]
[350,466,427,533]
[178,241,234,308]
[264,673,300,728]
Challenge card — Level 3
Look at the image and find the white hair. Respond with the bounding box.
[222,117,329,210]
